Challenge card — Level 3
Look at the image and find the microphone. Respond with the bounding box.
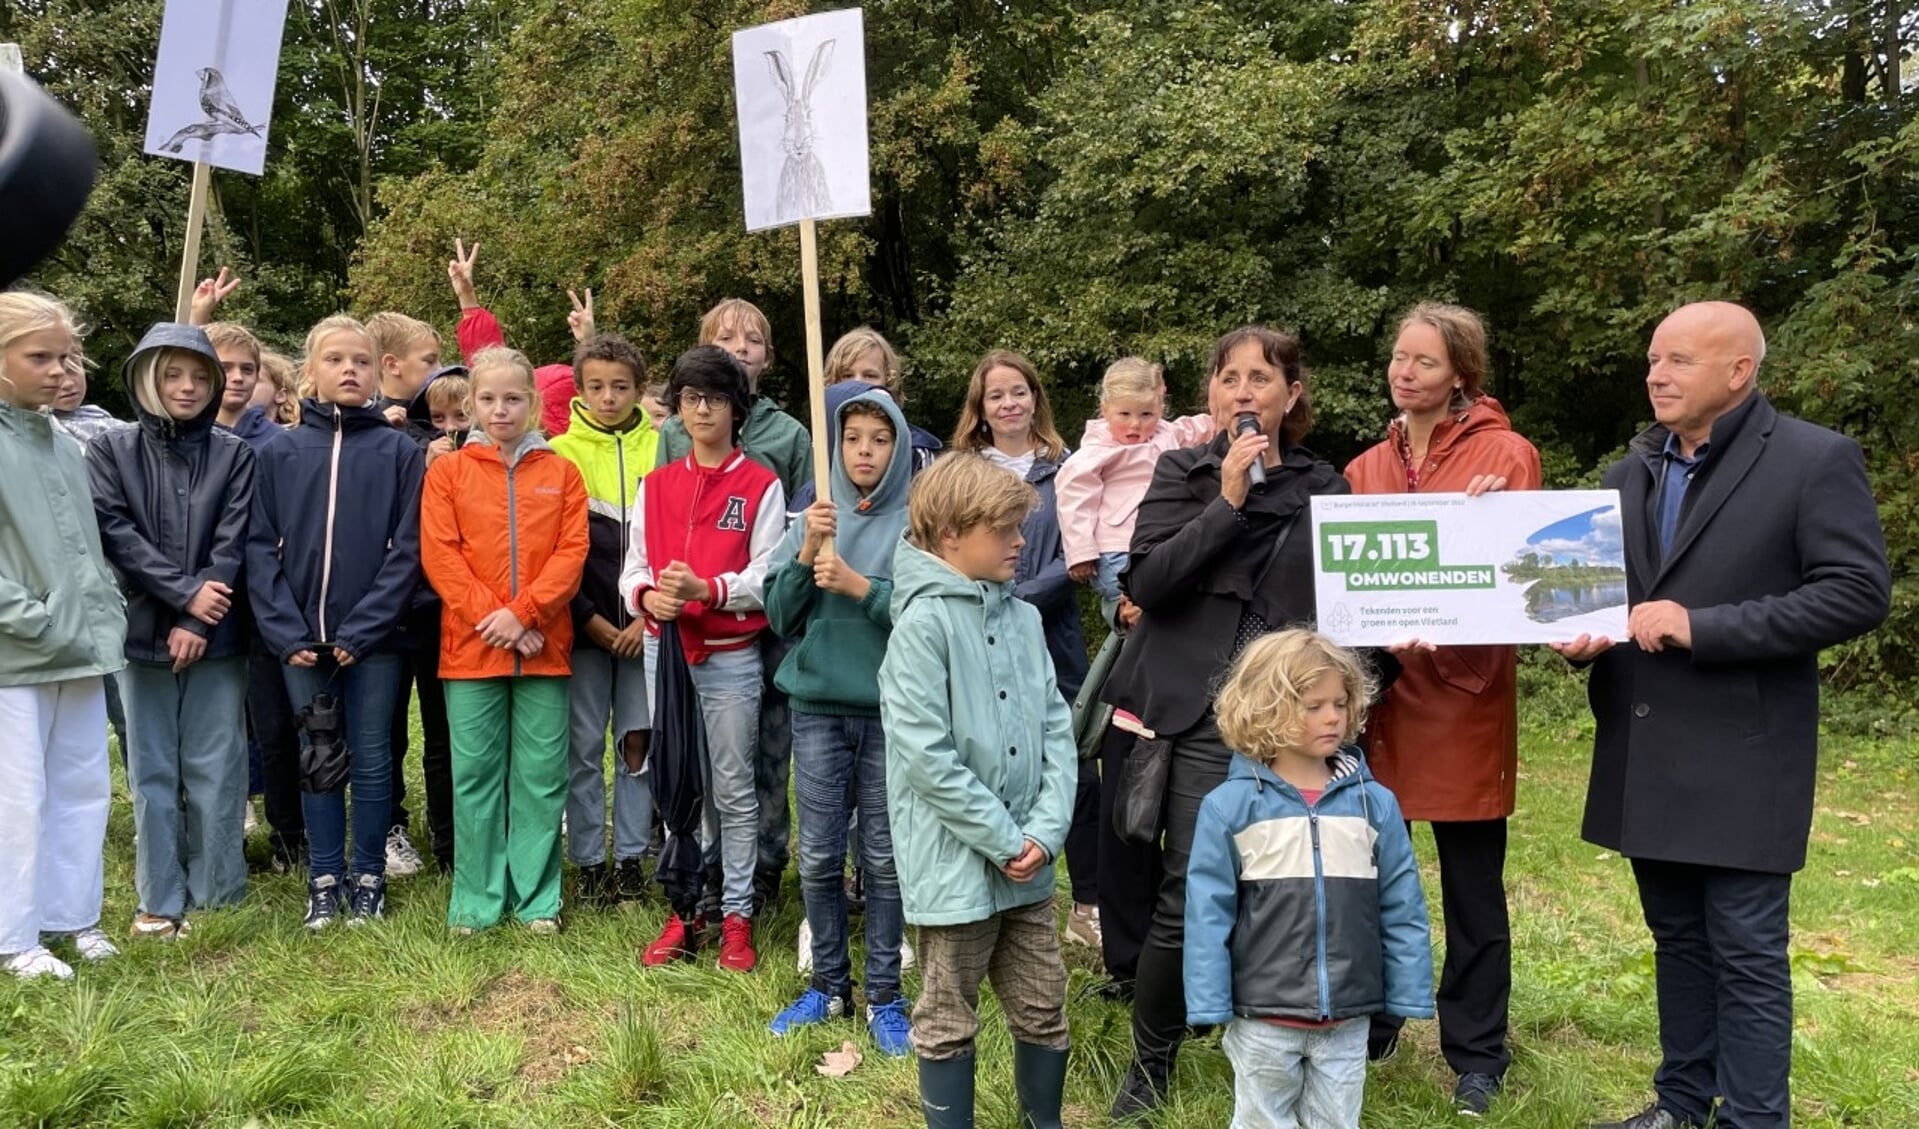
[1233,412,1267,491]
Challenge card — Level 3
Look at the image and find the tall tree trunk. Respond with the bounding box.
[1884,0,1903,101]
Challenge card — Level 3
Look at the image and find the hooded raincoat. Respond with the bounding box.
[878,536,1078,927]
[86,323,255,664]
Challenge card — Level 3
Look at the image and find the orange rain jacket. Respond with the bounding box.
[421,431,590,679]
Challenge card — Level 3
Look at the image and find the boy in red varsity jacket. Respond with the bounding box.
[619,346,786,971]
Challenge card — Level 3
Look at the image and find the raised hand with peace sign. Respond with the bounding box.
[447,238,481,310]
[567,288,595,342]
[187,266,241,326]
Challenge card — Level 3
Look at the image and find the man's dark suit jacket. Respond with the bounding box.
[1583,394,1890,874]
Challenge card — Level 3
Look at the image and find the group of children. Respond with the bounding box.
[1,264,1438,1127]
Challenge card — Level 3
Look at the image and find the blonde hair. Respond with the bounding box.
[824,327,903,397]
[364,311,441,362]
[131,347,218,419]
[468,346,542,429]
[203,321,261,366]
[300,315,374,394]
[1397,302,1488,411]
[906,453,1038,550]
[950,349,1067,462]
[1214,630,1376,765]
[697,298,775,367]
[260,349,301,426]
[1100,357,1165,405]
[426,375,472,416]
[0,291,83,397]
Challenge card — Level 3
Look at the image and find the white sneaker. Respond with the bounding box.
[901,931,917,973]
[70,928,119,961]
[243,799,260,837]
[1064,904,1103,948]
[385,825,422,878]
[796,918,813,973]
[6,946,74,980]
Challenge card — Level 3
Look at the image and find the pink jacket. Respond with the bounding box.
[1056,414,1218,565]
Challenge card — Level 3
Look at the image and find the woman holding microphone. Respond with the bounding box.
[1103,326,1353,1119]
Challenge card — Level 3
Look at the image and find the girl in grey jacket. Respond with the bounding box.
[0,291,128,980]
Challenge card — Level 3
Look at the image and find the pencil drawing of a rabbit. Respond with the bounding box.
[766,39,835,221]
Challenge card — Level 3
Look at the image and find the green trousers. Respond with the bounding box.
[444,676,569,929]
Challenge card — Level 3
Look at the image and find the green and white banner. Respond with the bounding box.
[1311,490,1628,646]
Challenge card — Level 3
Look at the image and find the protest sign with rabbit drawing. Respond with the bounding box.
[732,8,871,232]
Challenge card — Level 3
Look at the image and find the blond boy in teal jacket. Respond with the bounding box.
[877,454,1076,1129]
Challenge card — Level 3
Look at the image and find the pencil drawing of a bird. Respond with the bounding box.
[158,66,264,153]
[196,67,260,136]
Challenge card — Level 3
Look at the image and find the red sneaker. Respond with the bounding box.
[641,913,703,967]
[716,913,757,972]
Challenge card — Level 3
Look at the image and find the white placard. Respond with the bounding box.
[1311,490,1629,646]
[143,0,289,176]
[731,8,871,232]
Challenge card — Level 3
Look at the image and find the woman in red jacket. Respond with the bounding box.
[421,347,589,934]
[1344,303,1542,1116]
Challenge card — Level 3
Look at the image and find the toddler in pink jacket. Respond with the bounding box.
[1056,358,1216,620]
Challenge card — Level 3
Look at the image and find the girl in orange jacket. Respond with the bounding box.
[421,347,589,933]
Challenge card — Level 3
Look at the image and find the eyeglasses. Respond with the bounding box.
[678,390,727,411]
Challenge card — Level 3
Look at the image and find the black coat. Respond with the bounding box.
[86,327,255,664]
[1103,434,1348,736]
[1582,395,1889,874]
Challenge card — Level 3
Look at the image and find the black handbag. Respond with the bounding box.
[1110,514,1297,845]
[1112,732,1173,845]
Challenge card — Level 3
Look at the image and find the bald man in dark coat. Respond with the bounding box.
[1556,302,1889,1129]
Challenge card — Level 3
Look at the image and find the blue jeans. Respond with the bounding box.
[1222,1016,1368,1129]
[1094,550,1128,628]
[644,635,761,917]
[565,646,653,866]
[282,653,402,883]
[792,711,902,1001]
[1091,550,1128,602]
[122,658,249,919]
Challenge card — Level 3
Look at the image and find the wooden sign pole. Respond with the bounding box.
[799,216,834,557]
[172,160,210,321]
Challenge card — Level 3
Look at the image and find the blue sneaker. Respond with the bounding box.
[770,986,853,1035]
[866,996,913,1057]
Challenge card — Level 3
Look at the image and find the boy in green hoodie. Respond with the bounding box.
[878,454,1077,1129]
[765,387,914,1054]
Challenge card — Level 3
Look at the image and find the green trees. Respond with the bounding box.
[7,0,1914,680]
[3,0,498,404]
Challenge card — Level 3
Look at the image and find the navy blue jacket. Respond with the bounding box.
[245,398,425,661]
[222,406,281,451]
[1013,453,1089,701]
[87,323,255,664]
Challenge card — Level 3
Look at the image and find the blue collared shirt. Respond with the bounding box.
[1657,432,1708,555]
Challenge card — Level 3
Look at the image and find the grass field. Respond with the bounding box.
[1,666,1915,1128]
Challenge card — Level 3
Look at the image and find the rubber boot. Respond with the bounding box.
[1013,1042,1069,1129]
[918,1053,976,1128]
